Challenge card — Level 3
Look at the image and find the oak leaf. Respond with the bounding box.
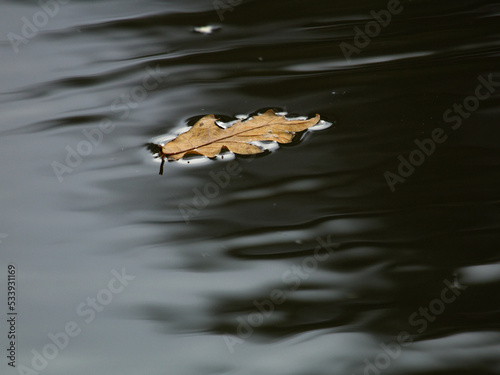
[159,109,320,161]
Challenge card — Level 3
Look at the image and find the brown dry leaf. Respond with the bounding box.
[160,109,320,161]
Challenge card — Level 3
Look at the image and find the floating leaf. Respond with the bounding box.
[159,109,320,162]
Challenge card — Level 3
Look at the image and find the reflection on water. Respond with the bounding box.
[1,0,500,374]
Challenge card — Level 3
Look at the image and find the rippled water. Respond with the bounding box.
[1,0,500,374]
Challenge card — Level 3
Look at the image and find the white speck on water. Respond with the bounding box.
[193,25,220,34]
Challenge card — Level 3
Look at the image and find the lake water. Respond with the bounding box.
[1,0,500,374]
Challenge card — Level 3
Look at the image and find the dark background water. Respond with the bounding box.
[1,0,500,374]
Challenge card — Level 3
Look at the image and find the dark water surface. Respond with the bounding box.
[1,0,500,374]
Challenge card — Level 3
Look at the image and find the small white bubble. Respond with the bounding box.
[193,25,220,34]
